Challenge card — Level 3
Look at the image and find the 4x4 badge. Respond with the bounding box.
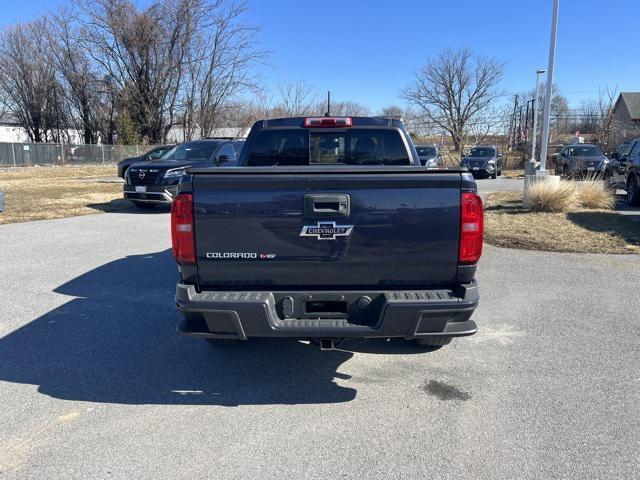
[300,221,354,241]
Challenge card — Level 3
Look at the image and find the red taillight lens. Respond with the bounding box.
[171,194,195,265]
[459,192,484,264]
[303,117,352,127]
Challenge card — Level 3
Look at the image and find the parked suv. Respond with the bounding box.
[556,144,608,179]
[124,138,244,209]
[415,144,443,167]
[461,145,502,179]
[622,138,640,206]
[117,145,174,179]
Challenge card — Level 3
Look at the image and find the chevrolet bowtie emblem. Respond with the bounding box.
[300,221,354,240]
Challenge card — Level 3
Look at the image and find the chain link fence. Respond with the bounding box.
[0,143,160,167]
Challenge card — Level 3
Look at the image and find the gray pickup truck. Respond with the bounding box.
[171,116,483,350]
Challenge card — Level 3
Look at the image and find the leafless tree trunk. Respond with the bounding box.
[402,47,504,151]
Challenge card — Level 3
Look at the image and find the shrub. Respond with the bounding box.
[578,179,616,210]
[527,179,579,212]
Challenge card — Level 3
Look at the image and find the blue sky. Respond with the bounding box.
[2,0,638,111]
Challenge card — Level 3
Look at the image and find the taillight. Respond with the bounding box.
[171,194,195,265]
[459,192,484,264]
[303,117,352,127]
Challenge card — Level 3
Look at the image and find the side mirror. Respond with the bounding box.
[216,154,230,164]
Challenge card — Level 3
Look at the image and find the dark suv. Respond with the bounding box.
[461,145,502,179]
[117,145,174,179]
[556,144,608,179]
[124,138,244,209]
[622,138,640,206]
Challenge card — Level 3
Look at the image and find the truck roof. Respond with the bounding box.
[256,116,405,129]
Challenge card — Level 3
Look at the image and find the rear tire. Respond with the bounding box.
[414,337,452,348]
[627,176,640,206]
[132,201,156,209]
[491,170,497,179]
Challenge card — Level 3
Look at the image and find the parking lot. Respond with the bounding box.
[1,208,638,479]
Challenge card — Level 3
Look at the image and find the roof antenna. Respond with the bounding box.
[324,91,331,116]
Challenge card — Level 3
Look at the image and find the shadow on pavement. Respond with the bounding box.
[87,198,171,214]
[0,249,357,405]
[614,194,640,221]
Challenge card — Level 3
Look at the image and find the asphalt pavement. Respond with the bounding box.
[0,209,639,479]
[475,176,524,194]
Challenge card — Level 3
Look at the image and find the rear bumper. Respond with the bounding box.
[123,184,178,203]
[175,282,479,340]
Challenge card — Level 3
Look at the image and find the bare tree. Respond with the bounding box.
[0,19,67,142]
[47,9,104,144]
[379,105,405,118]
[76,0,200,143]
[189,1,264,137]
[274,81,321,116]
[327,100,370,117]
[402,47,504,151]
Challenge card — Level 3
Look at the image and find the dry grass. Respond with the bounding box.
[0,165,123,224]
[578,179,616,210]
[526,178,616,213]
[485,191,640,254]
[527,180,579,212]
[501,169,524,179]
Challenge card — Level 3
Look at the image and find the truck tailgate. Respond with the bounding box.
[192,169,462,290]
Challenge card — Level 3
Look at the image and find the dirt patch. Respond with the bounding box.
[485,191,640,254]
[0,165,123,224]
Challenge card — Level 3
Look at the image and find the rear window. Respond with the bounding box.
[416,146,436,157]
[246,129,410,166]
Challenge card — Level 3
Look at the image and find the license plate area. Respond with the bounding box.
[305,300,347,315]
[274,293,382,325]
[135,186,147,193]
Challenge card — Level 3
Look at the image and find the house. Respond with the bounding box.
[0,114,28,143]
[0,113,84,144]
[611,92,640,141]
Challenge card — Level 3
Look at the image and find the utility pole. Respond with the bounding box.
[539,0,559,172]
[524,100,531,144]
[509,95,519,148]
[530,69,546,165]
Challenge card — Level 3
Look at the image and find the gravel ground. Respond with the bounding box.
[0,211,638,479]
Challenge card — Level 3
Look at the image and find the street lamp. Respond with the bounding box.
[530,69,546,165]
[539,0,560,173]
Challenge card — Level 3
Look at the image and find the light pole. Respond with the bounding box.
[539,0,559,173]
[530,69,546,164]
